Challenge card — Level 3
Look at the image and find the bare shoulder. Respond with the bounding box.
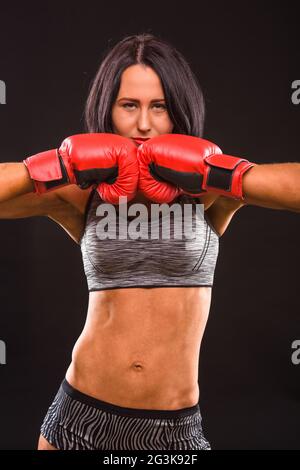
[188,191,247,212]
[203,193,246,237]
[207,194,246,212]
[45,185,95,244]
[52,184,94,216]
[197,192,219,210]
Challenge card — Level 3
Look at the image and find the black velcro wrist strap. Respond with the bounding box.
[206,166,233,192]
[43,154,70,190]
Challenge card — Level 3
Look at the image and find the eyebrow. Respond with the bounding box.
[117,97,166,102]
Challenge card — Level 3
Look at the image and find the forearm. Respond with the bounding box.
[242,163,300,212]
[0,162,34,203]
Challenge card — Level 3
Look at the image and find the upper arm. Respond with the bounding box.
[0,185,94,244]
[0,184,93,220]
[0,190,63,219]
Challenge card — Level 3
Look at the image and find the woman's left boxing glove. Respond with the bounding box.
[137,133,255,203]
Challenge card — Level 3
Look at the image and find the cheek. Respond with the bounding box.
[167,117,174,131]
[158,114,174,132]
[111,107,120,125]
[112,108,132,130]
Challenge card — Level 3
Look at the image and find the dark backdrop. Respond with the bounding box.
[0,1,299,450]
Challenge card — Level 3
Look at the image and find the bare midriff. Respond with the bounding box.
[65,286,212,411]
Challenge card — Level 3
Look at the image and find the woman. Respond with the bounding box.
[0,34,299,450]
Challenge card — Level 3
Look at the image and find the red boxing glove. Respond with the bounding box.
[137,134,255,203]
[23,133,139,204]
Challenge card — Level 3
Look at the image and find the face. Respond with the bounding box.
[111,64,174,142]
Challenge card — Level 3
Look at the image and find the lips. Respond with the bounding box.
[131,137,150,147]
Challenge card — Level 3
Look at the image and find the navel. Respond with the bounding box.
[131,361,144,372]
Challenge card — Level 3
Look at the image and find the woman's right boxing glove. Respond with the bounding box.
[23,133,139,204]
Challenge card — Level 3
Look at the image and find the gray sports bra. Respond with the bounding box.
[79,188,219,291]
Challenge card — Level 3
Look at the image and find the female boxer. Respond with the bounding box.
[0,34,299,450]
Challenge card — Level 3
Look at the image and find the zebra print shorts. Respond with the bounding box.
[40,378,211,450]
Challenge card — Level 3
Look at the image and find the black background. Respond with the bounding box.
[0,1,299,450]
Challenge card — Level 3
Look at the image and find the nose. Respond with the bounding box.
[137,108,151,133]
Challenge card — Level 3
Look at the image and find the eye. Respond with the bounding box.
[153,103,167,110]
[122,103,137,109]
[121,103,167,110]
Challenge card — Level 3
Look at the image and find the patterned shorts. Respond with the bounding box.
[40,378,211,450]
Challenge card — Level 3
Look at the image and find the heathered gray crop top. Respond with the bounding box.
[79,188,219,291]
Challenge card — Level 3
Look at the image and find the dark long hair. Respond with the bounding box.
[84,34,205,137]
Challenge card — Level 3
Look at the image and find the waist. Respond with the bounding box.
[61,377,200,419]
[66,332,201,409]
